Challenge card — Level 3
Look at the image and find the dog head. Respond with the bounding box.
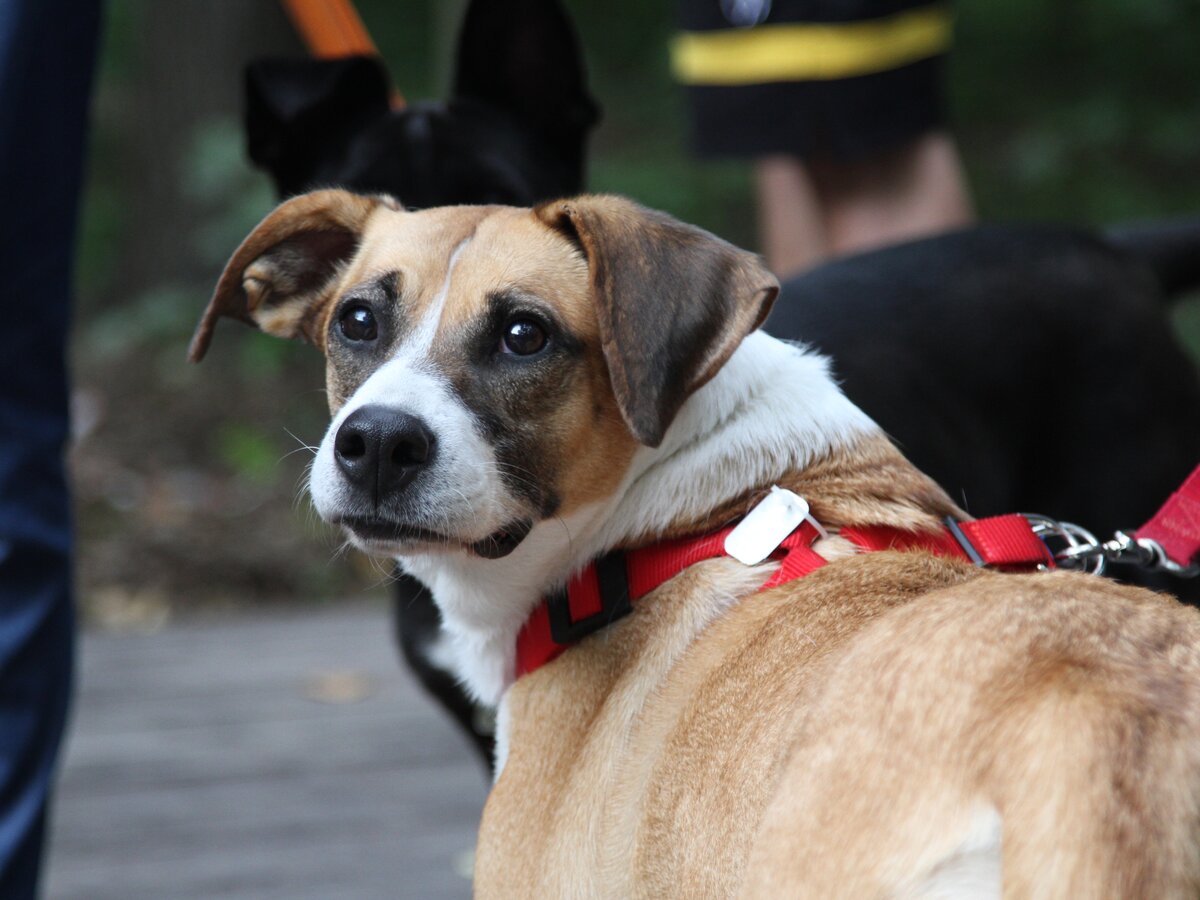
[245,0,598,205]
[192,192,777,562]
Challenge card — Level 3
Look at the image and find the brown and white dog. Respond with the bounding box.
[194,190,1200,897]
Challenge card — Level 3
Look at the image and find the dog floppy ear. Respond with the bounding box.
[535,195,779,447]
[189,189,386,362]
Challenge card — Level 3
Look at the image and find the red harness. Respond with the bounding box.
[515,512,1054,677]
[516,461,1200,678]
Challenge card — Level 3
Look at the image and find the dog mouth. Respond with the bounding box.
[468,519,533,559]
[337,515,532,559]
[338,516,449,547]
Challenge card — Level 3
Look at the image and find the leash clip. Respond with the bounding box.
[1104,531,1200,578]
[1025,516,1200,579]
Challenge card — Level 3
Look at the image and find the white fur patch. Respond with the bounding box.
[897,805,1003,900]
[409,238,469,353]
[593,333,874,553]
[399,501,611,704]
[492,694,512,781]
[308,357,513,548]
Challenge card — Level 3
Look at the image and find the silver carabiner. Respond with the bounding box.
[1023,515,1107,576]
[1112,532,1200,579]
[1023,516,1200,579]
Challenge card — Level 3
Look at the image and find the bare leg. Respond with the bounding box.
[811,131,974,257]
[754,155,828,278]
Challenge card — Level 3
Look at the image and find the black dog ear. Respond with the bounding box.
[535,196,779,448]
[244,56,392,197]
[190,190,388,362]
[452,0,599,153]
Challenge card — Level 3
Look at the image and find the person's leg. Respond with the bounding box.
[753,155,828,278]
[810,130,974,258]
[0,1,102,895]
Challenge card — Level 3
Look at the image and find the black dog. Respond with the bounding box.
[769,221,1200,542]
[244,0,1200,767]
[245,0,596,207]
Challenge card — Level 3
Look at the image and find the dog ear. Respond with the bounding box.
[452,0,600,154]
[189,189,386,362]
[244,57,392,197]
[535,196,779,447]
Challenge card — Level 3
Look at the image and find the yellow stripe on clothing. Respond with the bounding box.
[671,5,952,85]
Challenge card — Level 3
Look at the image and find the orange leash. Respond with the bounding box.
[280,0,405,107]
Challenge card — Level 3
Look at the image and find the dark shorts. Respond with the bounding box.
[673,0,952,161]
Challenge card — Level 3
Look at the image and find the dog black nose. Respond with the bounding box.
[334,405,435,499]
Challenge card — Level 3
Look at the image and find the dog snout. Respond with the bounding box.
[334,405,435,500]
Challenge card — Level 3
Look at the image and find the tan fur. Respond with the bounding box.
[481,514,1200,898]
[744,573,1200,897]
[198,193,1200,898]
[476,438,984,897]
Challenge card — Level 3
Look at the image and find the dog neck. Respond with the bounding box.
[400,332,957,705]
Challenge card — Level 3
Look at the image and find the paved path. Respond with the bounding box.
[44,602,488,899]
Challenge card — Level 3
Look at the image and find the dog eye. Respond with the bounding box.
[501,319,547,356]
[339,304,378,342]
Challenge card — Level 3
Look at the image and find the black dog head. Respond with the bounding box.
[244,0,599,206]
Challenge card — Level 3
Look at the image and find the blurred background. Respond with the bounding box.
[42,0,1200,896]
[73,0,1200,627]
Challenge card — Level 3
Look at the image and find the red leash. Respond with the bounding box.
[1134,463,1200,575]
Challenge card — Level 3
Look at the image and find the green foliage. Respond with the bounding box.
[214,422,282,485]
[75,175,124,305]
[82,283,200,361]
[76,0,1200,352]
[953,0,1200,225]
[183,117,278,269]
[356,0,439,96]
[237,331,299,380]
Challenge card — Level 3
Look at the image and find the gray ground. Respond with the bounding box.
[44,602,487,900]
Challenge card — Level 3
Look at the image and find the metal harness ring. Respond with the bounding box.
[1022,515,1107,576]
[1022,515,1200,579]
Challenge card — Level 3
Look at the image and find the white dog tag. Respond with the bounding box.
[724,486,822,565]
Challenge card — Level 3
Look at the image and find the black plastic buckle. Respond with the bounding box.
[943,516,986,567]
[547,551,633,644]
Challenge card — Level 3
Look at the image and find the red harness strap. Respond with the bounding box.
[515,513,1054,677]
[515,520,826,677]
[843,513,1054,571]
[1135,463,1200,572]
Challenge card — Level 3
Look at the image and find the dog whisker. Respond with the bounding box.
[281,426,318,454]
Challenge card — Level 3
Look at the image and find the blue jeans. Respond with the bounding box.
[0,1,102,895]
